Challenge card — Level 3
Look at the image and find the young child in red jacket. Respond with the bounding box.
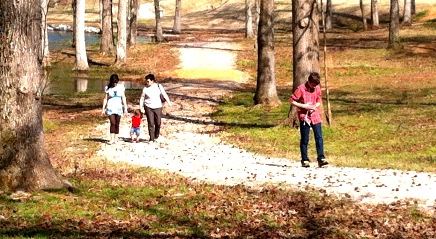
[130,109,143,143]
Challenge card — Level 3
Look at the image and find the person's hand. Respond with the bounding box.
[101,110,106,117]
[304,104,316,110]
[140,108,145,114]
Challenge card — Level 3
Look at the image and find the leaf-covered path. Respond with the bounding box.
[96,41,436,215]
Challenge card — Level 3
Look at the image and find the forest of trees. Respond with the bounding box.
[0,0,417,191]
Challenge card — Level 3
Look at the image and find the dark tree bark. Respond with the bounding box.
[0,0,70,192]
[172,0,182,34]
[245,0,255,38]
[411,0,415,15]
[127,0,139,47]
[289,0,320,126]
[371,0,379,28]
[154,0,164,42]
[72,0,77,48]
[101,0,114,54]
[360,0,368,30]
[253,0,280,106]
[388,0,400,49]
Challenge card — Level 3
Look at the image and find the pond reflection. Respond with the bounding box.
[46,31,148,94]
[45,78,144,95]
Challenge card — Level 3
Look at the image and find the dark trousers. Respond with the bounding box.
[299,121,325,162]
[144,106,162,141]
[108,114,121,134]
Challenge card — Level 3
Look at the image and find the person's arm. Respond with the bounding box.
[102,93,108,116]
[159,84,172,106]
[290,88,316,111]
[139,88,145,113]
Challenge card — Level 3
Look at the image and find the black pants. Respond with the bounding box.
[144,106,162,141]
[108,114,121,134]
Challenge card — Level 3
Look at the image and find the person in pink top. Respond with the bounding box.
[290,72,329,168]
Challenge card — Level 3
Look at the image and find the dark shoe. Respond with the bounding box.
[318,159,329,168]
[301,161,310,168]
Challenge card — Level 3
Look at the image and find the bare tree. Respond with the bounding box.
[371,0,379,28]
[253,0,280,106]
[325,0,332,30]
[41,0,50,67]
[388,0,400,49]
[101,0,114,55]
[154,0,164,42]
[245,0,255,38]
[115,0,128,65]
[127,0,139,46]
[72,0,76,47]
[0,0,70,191]
[289,0,320,127]
[402,0,412,26]
[411,0,415,15]
[360,0,368,30]
[173,0,182,34]
[74,0,89,70]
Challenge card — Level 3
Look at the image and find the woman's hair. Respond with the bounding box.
[108,74,120,88]
[145,73,155,82]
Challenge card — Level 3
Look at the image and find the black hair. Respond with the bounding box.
[108,74,120,88]
[145,73,155,81]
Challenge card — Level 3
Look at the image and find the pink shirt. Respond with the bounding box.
[290,82,322,125]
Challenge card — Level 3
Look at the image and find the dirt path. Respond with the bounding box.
[96,41,436,215]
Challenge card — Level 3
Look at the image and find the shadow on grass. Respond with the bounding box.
[164,113,275,129]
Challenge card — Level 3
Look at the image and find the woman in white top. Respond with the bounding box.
[139,74,172,142]
[102,74,128,144]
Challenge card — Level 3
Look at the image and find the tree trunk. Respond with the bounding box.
[411,0,415,15]
[253,0,260,49]
[173,0,182,34]
[116,0,128,65]
[154,0,164,42]
[360,0,368,30]
[402,0,412,26]
[253,0,280,106]
[41,0,50,67]
[0,0,70,192]
[245,0,255,38]
[127,0,139,47]
[388,0,400,49]
[325,0,332,30]
[371,0,379,28]
[289,0,320,127]
[101,0,114,55]
[74,0,89,71]
[72,0,77,48]
[99,0,103,25]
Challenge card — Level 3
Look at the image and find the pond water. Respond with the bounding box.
[46,77,145,95]
[47,31,148,94]
[48,31,148,50]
